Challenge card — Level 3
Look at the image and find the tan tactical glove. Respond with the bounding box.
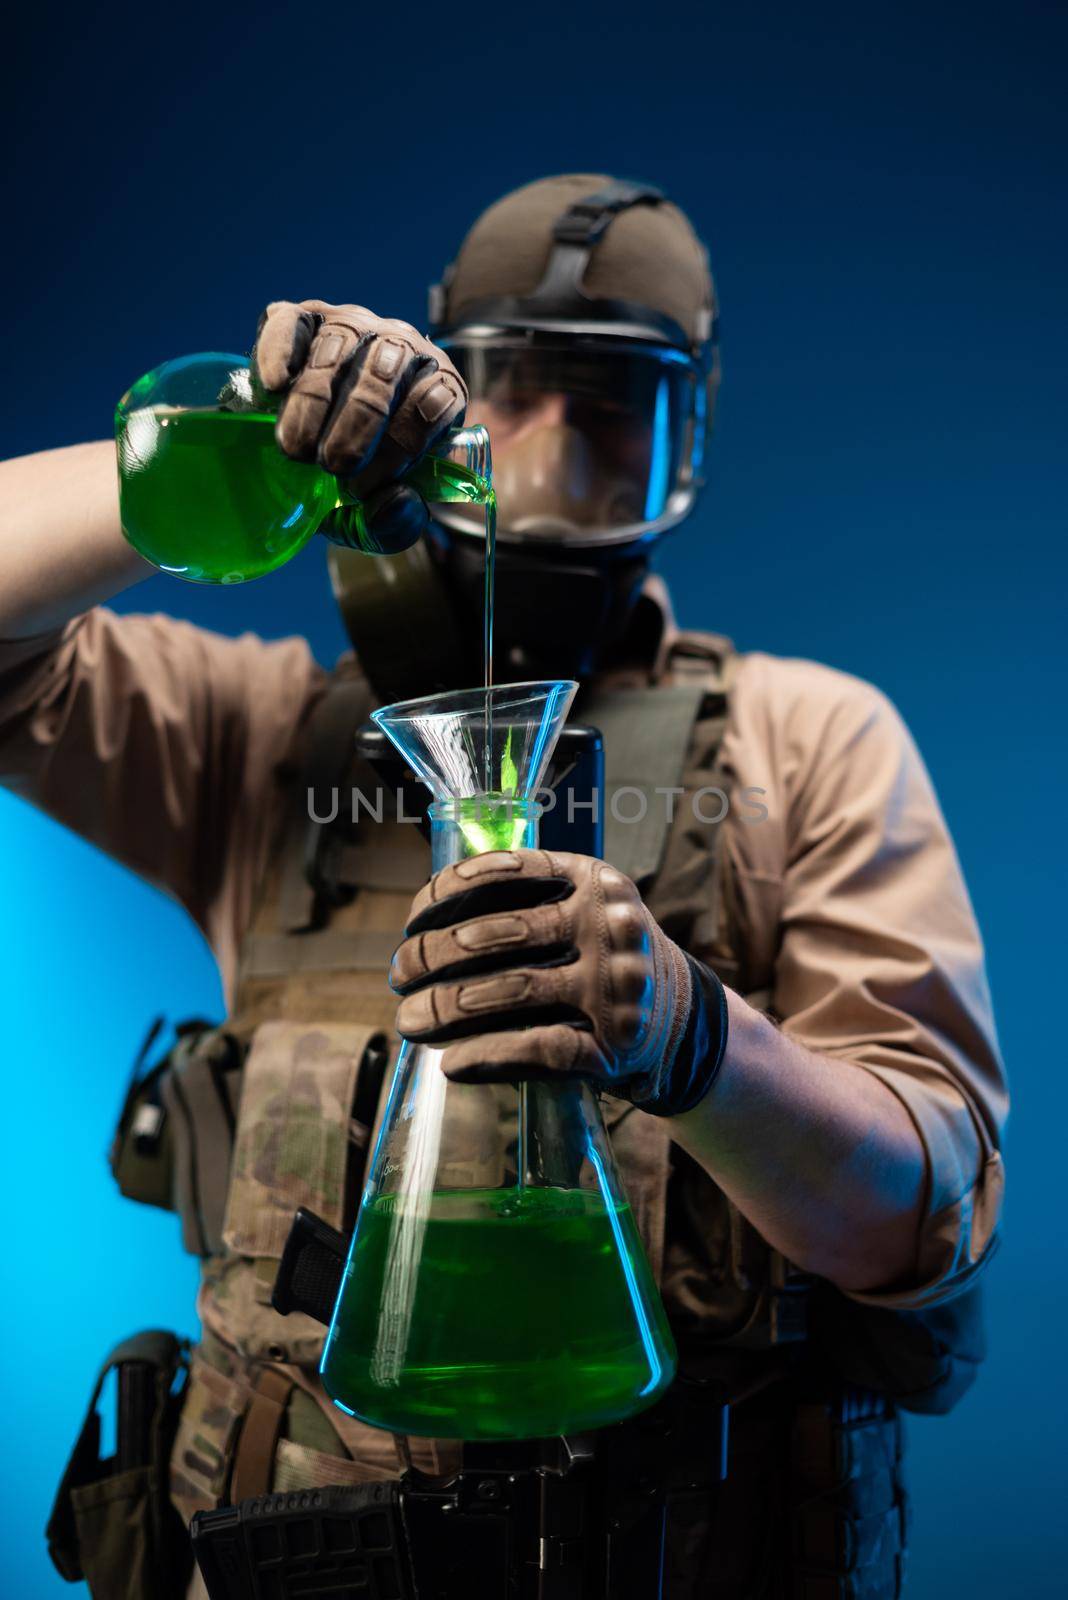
[391,849,729,1116]
[253,299,468,553]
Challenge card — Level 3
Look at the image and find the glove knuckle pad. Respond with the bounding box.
[308,330,351,370]
[606,900,645,952]
[612,954,651,1003]
[456,971,538,1013]
[390,370,466,453]
[448,851,524,885]
[452,913,528,954]
[369,338,410,382]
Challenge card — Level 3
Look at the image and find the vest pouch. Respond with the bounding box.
[199,1021,386,1365]
[789,1390,908,1599]
[109,1019,245,1257]
[160,1027,245,1256]
[222,1020,387,1258]
[66,1469,166,1600]
[169,1352,252,1526]
[47,1331,191,1600]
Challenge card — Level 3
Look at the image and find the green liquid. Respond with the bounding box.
[446,796,533,855]
[406,452,494,509]
[321,1186,676,1440]
[117,407,496,586]
[117,410,336,584]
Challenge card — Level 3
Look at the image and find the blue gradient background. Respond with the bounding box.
[3,3,1065,1593]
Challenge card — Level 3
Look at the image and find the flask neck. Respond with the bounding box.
[429,797,542,871]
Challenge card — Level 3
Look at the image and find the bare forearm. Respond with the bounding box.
[667,990,925,1292]
[0,441,153,638]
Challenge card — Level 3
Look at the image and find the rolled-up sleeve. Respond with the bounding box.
[767,661,1007,1310]
[0,608,325,986]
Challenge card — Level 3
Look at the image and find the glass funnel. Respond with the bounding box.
[319,681,677,1440]
[114,352,492,584]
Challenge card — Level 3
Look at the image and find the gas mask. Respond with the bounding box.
[437,332,710,551]
[330,177,719,704]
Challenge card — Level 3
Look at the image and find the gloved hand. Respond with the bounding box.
[253,299,468,554]
[390,849,729,1117]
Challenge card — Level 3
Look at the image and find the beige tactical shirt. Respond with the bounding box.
[0,600,1007,1314]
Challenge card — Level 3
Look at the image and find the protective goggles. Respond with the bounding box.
[436,331,709,550]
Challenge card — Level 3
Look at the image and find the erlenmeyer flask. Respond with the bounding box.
[320,682,677,1440]
[115,352,492,584]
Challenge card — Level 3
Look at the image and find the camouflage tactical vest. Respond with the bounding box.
[152,631,914,1596]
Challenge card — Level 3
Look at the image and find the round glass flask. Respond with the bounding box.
[114,352,493,583]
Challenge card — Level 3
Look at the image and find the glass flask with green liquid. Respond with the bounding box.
[115,351,492,583]
[320,681,678,1440]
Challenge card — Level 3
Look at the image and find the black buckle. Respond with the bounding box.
[552,181,665,247]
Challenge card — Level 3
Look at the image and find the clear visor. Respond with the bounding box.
[440,335,703,548]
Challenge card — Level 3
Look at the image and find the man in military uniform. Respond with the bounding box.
[0,176,1006,1597]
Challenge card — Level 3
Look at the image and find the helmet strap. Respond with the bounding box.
[430,179,712,360]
